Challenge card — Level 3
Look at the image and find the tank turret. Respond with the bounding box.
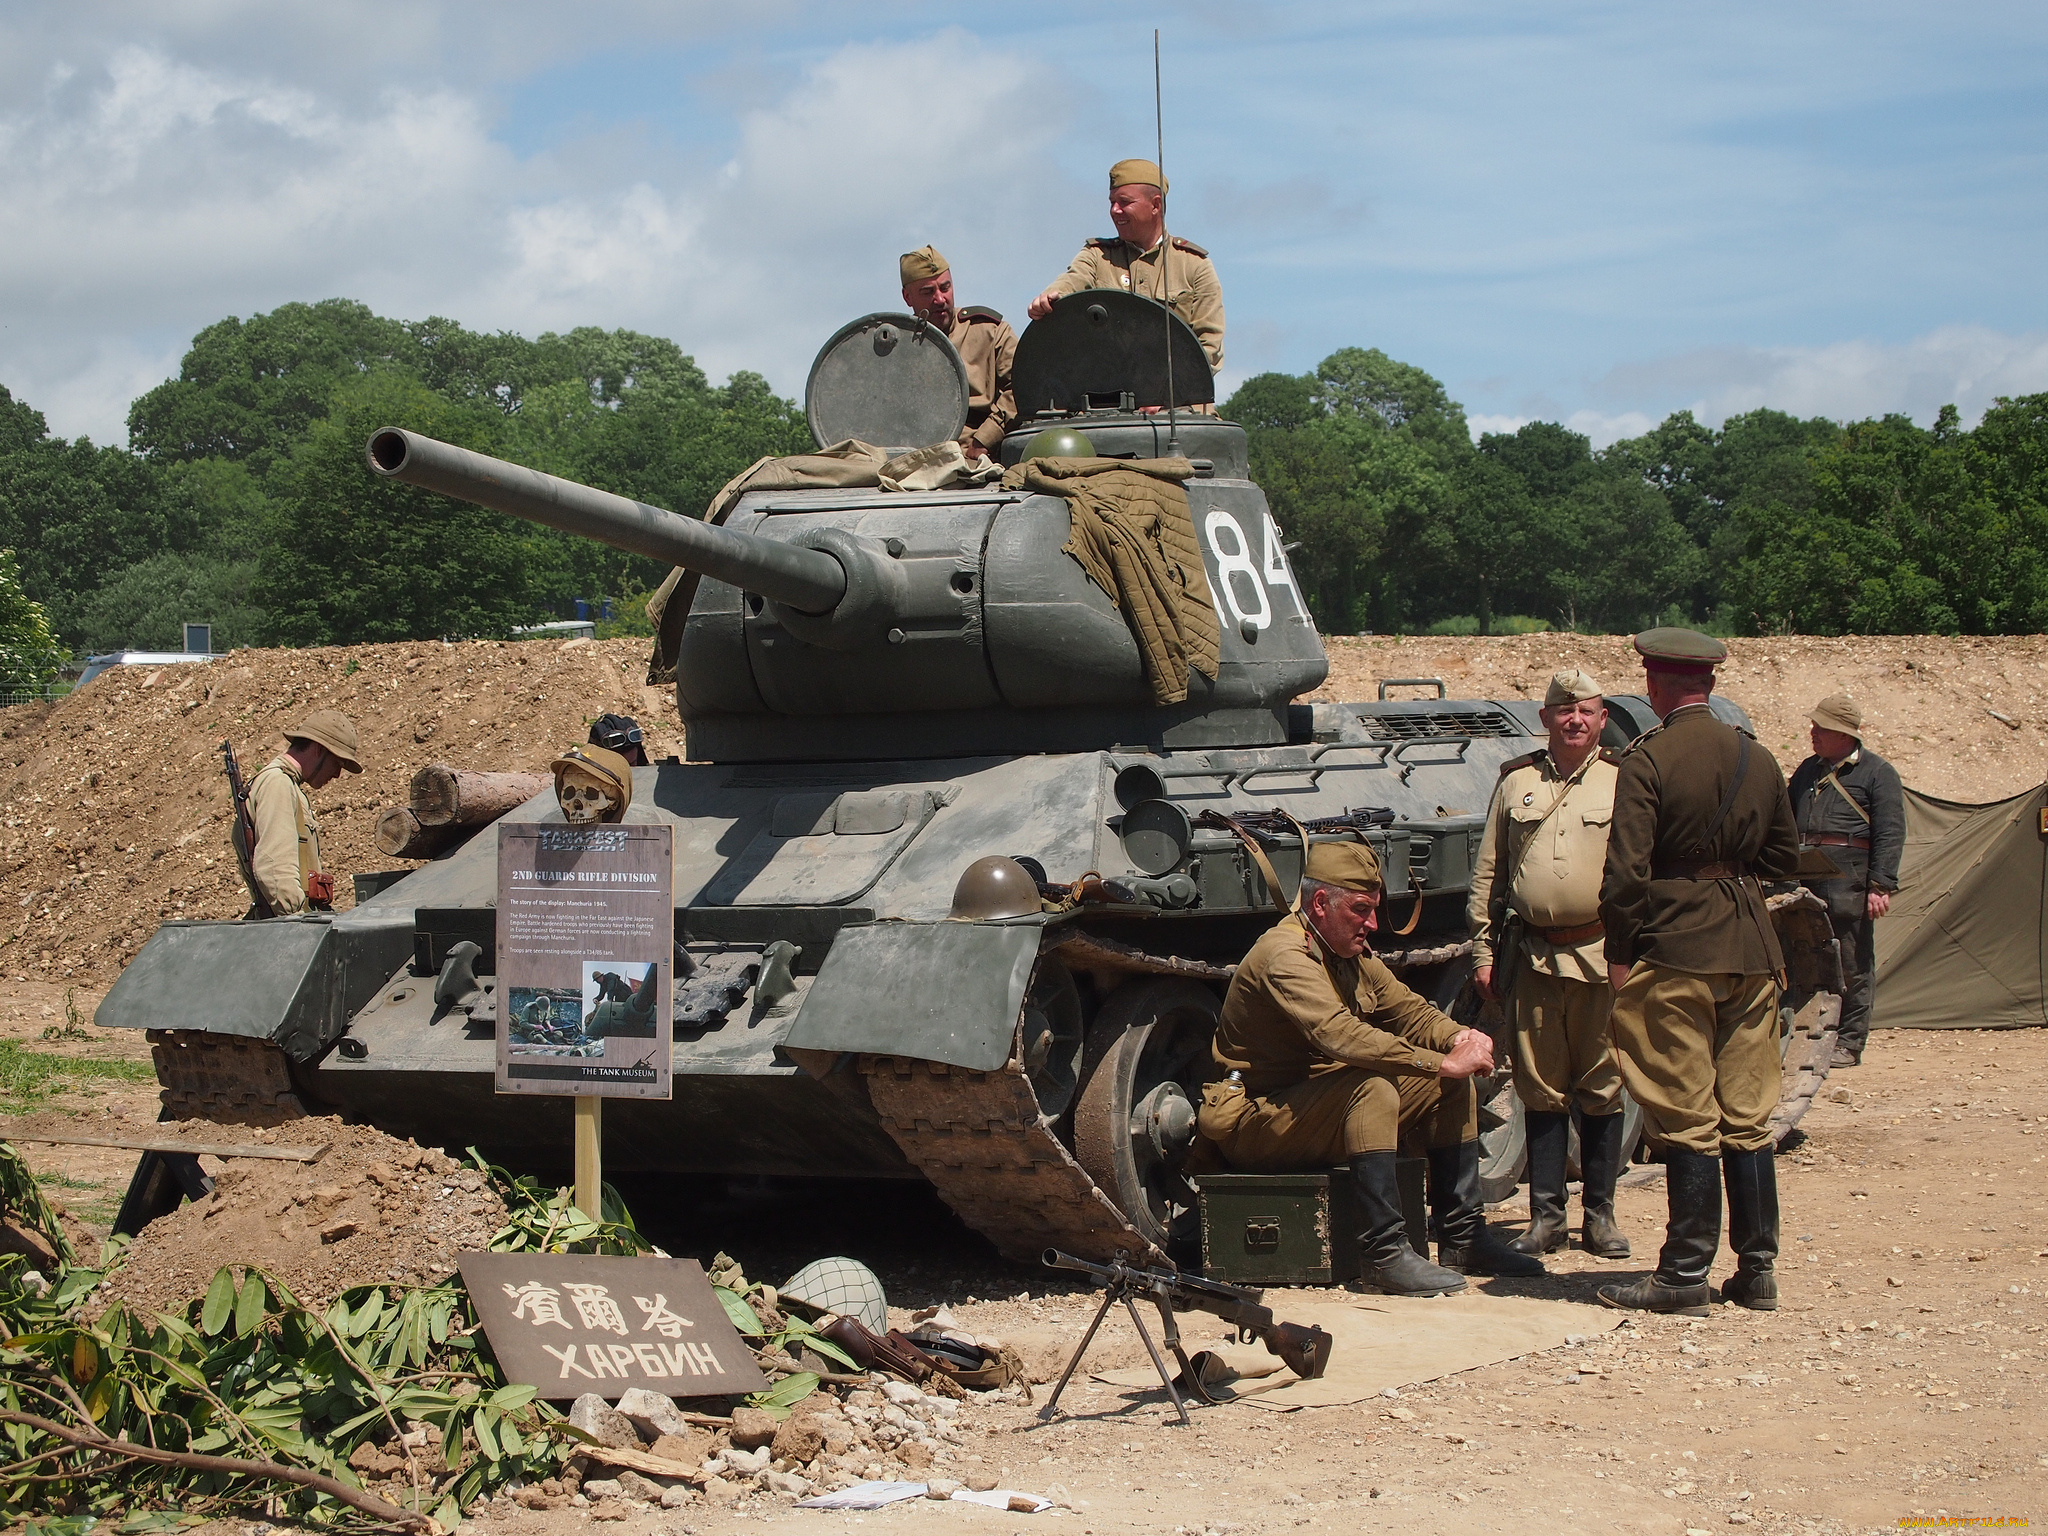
[368,295,1326,761]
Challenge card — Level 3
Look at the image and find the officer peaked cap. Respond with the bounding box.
[1632,626,1726,675]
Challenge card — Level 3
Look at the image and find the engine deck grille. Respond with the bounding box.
[1352,708,1523,741]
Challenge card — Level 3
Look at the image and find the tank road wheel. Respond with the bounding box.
[1020,958,1086,1119]
[1072,977,1221,1255]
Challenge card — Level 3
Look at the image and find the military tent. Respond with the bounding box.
[1874,783,2048,1030]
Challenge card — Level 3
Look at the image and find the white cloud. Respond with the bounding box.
[0,26,1073,446]
[1597,326,2048,431]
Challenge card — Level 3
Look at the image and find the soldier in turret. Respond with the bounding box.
[1787,694,1904,1068]
[1470,668,1630,1260]
[1027,158,1225,374]
[1596,629,1801,1315]
[899,246,1017,461]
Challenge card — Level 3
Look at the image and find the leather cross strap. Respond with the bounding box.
[1538,920,1605,945]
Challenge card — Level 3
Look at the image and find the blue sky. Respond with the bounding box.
[2,1,2043,448]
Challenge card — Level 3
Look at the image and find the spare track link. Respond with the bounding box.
[1770,991,1841,1144]
[862,1055,1164,1267]
[147,1029,308,1126]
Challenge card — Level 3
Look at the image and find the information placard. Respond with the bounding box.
[459,1252,767,1399]
[496,822,673,1099]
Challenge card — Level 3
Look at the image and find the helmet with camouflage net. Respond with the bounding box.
[781,1256,888,1336]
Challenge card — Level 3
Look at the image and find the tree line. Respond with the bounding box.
[3,301,2046,689]
[1222,349,2048,638]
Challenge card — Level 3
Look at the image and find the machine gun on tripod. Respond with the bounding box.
[1038,1250,1332,1425]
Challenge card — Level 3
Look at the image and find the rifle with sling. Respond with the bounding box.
[1038,1249,1332,1424]
[221,739,274,920]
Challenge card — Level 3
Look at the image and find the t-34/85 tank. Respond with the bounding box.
[99,293,1840,1263]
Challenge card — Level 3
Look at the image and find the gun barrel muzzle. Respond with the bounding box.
[365,427,848,616]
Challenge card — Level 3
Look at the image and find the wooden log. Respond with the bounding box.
[374,805,456,860]
[410,764,551,827]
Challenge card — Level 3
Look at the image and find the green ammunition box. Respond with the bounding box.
[1195,1160,1428,1286]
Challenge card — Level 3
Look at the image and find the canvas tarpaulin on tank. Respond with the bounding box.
[1871,782,2048,1030]
[1000,455,1221,706]
[644,439,1000,682]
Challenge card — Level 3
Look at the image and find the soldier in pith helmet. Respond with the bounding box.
[1470,667,1630,1260]
[1787,693,1904,1068]
[1027,158,1225,374]
[1596,628,1801,1315]
[899,245,1018,462]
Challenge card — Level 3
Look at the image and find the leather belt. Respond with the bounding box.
[1654,859,1750,881]
[1803,833,1870,851]
[1538,920,1605,945]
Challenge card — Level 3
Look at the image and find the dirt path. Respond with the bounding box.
[371,1026,2042,1536]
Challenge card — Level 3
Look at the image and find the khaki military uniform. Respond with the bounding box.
[1201,912,1474,1167]
[947,307,1018,454]
[246,756,321,916]
[1469,748,1623,1115]
[1043,235,1225,372]
[1598,704,1802,1154]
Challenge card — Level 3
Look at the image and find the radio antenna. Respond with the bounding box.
[1155,28,1181,458]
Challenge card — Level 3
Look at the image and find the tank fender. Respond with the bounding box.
[783,920,1040,1071]
[95,914,414,1063]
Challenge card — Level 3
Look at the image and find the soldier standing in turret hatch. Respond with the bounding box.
[1787,693,1904,1069]
[1027,158,1225,376]
[899,246,1018,462]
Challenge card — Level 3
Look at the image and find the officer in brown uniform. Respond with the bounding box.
[1202,840,1545,1296]
[1786,693,1904,1068]
[1596,629,1801,1315]
[1469,667,1629,1260]
[244,709,362,916]
[1027,158,1225,374]
[899,245,1018,461]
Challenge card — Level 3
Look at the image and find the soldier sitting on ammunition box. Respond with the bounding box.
[1198,841,1546,1296]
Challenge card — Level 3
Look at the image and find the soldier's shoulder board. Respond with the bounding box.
[1086,236,1122,250]
[958,305,1004,323]
[1619,723,1665,757]
[1598,747,1623,764]
[1497,751,1542,778]
[1170,236,1209,257]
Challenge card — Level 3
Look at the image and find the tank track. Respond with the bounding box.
[147,1030,308,1126]
[1769,990,1841,1144]
[862,1055,1164,1266]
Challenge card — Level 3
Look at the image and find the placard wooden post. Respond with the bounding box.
[574,1095,602,1218]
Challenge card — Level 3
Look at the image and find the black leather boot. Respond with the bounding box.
[1431,1141,1547,1277]
[1348,1153,1466,1296]
[1577,1112,1631,1259]
[1510,1110,1570,1255]
[1719,1146,1780,1310]
[1598,1149,1718,1315]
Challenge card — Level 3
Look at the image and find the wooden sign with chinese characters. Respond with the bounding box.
[459,1253,767,1399]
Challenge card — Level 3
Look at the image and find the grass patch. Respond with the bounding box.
[0,1040,156,1115]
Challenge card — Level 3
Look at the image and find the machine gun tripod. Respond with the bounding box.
[1038,1249,1332,1426]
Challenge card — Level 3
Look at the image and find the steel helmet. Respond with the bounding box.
[948,856,1041,921]
[1019,426,1095,462]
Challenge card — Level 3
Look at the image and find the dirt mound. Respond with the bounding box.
[1322,633,2048,801]
[94,1114,508,1321]
[0,636,673,984]
[3,631,2045,990]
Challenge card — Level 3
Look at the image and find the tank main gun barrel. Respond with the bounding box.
[365,428,847,615]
